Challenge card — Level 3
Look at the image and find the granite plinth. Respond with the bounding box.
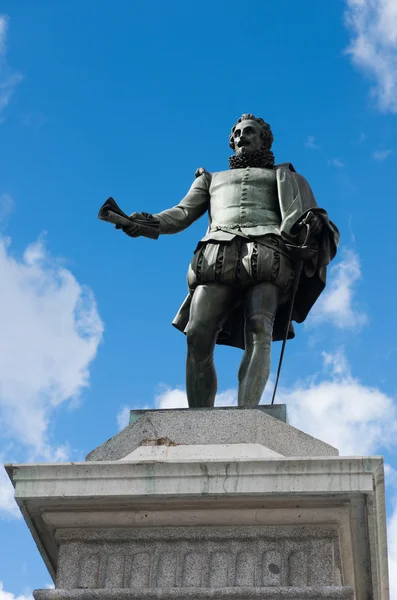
[129,404,288,425]
[86,407,338,461]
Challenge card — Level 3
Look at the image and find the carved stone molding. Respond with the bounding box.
[55,526,342,590]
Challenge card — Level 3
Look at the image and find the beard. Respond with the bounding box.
[229,148,275,169]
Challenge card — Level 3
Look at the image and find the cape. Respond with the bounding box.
[172,163,339,349]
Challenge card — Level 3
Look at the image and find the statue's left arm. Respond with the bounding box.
[277,167,340,266]
[276,166,340,323]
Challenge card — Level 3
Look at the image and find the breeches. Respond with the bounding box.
[187,236,295,303]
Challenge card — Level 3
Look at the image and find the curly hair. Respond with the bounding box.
[229,114,274,151]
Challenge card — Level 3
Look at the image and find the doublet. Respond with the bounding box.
[154,167,282,243]
[203,167,281,241]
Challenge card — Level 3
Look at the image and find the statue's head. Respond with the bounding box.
[229,114,274,156]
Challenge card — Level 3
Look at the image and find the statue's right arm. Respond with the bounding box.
[152,174,210,235]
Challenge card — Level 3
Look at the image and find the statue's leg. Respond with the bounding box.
[238,282,281,406]
[186,283,237,408]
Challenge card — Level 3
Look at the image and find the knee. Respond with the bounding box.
[187,319,215,356]
[245,312,274,340]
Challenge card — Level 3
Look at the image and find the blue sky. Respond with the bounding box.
[1,0,397,596]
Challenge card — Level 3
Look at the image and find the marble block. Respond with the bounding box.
[5,407,389,600]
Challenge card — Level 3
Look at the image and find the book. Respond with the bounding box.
[98,197,160,239]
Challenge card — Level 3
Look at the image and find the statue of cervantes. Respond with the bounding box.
[99,114,339,408]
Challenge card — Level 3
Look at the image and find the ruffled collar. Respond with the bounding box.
[229,149,275,169]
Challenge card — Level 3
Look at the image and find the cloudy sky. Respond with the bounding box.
[1,0,397,596]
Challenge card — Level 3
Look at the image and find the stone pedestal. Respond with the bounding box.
[6,407,389,600]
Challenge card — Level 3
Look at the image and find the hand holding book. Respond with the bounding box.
[98,197,160,239]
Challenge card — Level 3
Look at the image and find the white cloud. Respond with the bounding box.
[328,158,345,168]
[21,112,48,130]
[116,406,131,430]
[281,349,396,456]
[154,387,238,410]
[154,386,188,409]
[304,135,319,149]
[0,235,103,475]
[213,388,238,407]
[322,348,351,377]
[372,148,393,161]
[0,71,22,115]
[0,193,13,222]
[308,248,367,330]
[0,16,7,54]
[0,16,22,119]
[345,0,397,113]
[358,132,366,143]
[385,464,397,487]
[0,582,33,600]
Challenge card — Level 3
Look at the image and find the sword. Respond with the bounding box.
[270,214,318,405]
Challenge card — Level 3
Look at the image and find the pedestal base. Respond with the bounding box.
[5,407,389,600]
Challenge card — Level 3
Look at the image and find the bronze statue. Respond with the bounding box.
[99,114,339,408]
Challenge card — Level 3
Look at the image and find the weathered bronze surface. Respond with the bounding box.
[100,114,339,408]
